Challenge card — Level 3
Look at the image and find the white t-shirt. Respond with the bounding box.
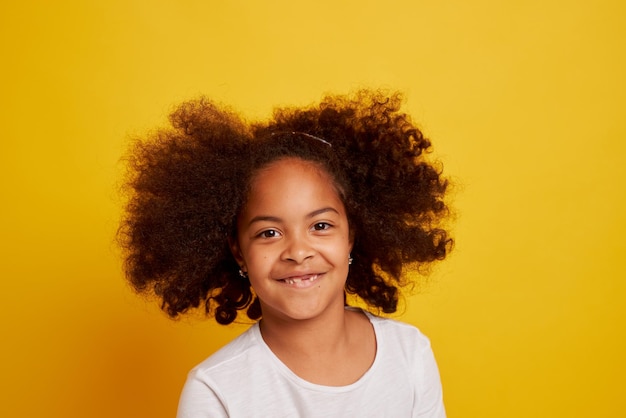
[177,312,446,417]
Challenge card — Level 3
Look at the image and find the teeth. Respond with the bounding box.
[283,275,318,285]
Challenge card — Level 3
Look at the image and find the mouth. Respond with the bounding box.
[278,273,322,287]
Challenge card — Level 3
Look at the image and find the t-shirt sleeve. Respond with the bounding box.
[176,369,229,418]
[413,335,446,418]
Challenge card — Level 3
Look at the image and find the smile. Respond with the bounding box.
[278,274,322,287]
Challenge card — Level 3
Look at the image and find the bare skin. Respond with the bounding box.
[260,307,376,386]
[232,157,376,386]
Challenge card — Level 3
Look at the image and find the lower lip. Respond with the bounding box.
[278,274,323,289]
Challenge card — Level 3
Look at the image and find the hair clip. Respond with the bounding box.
[292,132,332,147]
[271,131,332,147]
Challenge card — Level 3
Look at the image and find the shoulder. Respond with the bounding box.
[367,314,446,416]
[177,324,267,417]
[189,323,262,378]
[366,313,439,380]
[367,312,433,349]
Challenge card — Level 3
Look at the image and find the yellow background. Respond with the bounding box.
[2,1,625,417]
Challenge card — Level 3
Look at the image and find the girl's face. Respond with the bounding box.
[232,157,353,324]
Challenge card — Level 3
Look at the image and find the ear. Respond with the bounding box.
[228,237,246,271]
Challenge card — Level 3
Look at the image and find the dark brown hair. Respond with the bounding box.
[119,90,452,324]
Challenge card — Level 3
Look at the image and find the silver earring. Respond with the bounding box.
[348,256,353,265]
[238,269,247,278]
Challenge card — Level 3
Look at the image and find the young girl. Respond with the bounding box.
[119,90,452,417]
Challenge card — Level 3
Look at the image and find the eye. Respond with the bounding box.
[312,222,332,231]
[258,229,281,239]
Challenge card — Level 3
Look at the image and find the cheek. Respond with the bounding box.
[245,250,273,275]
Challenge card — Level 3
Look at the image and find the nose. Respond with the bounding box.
[281,234,315,264]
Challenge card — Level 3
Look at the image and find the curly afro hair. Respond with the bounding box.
[119,89,452,325]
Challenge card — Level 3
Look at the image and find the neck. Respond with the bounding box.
[257,305,375,386]
[259,305,352,357]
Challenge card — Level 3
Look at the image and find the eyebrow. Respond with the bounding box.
[247,207,340,227]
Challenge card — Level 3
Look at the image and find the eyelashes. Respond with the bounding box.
[255,222,334,239]
[258,229,280,239]
[312,222,332,231]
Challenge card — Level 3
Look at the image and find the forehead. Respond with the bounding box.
[245,157,344,211]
